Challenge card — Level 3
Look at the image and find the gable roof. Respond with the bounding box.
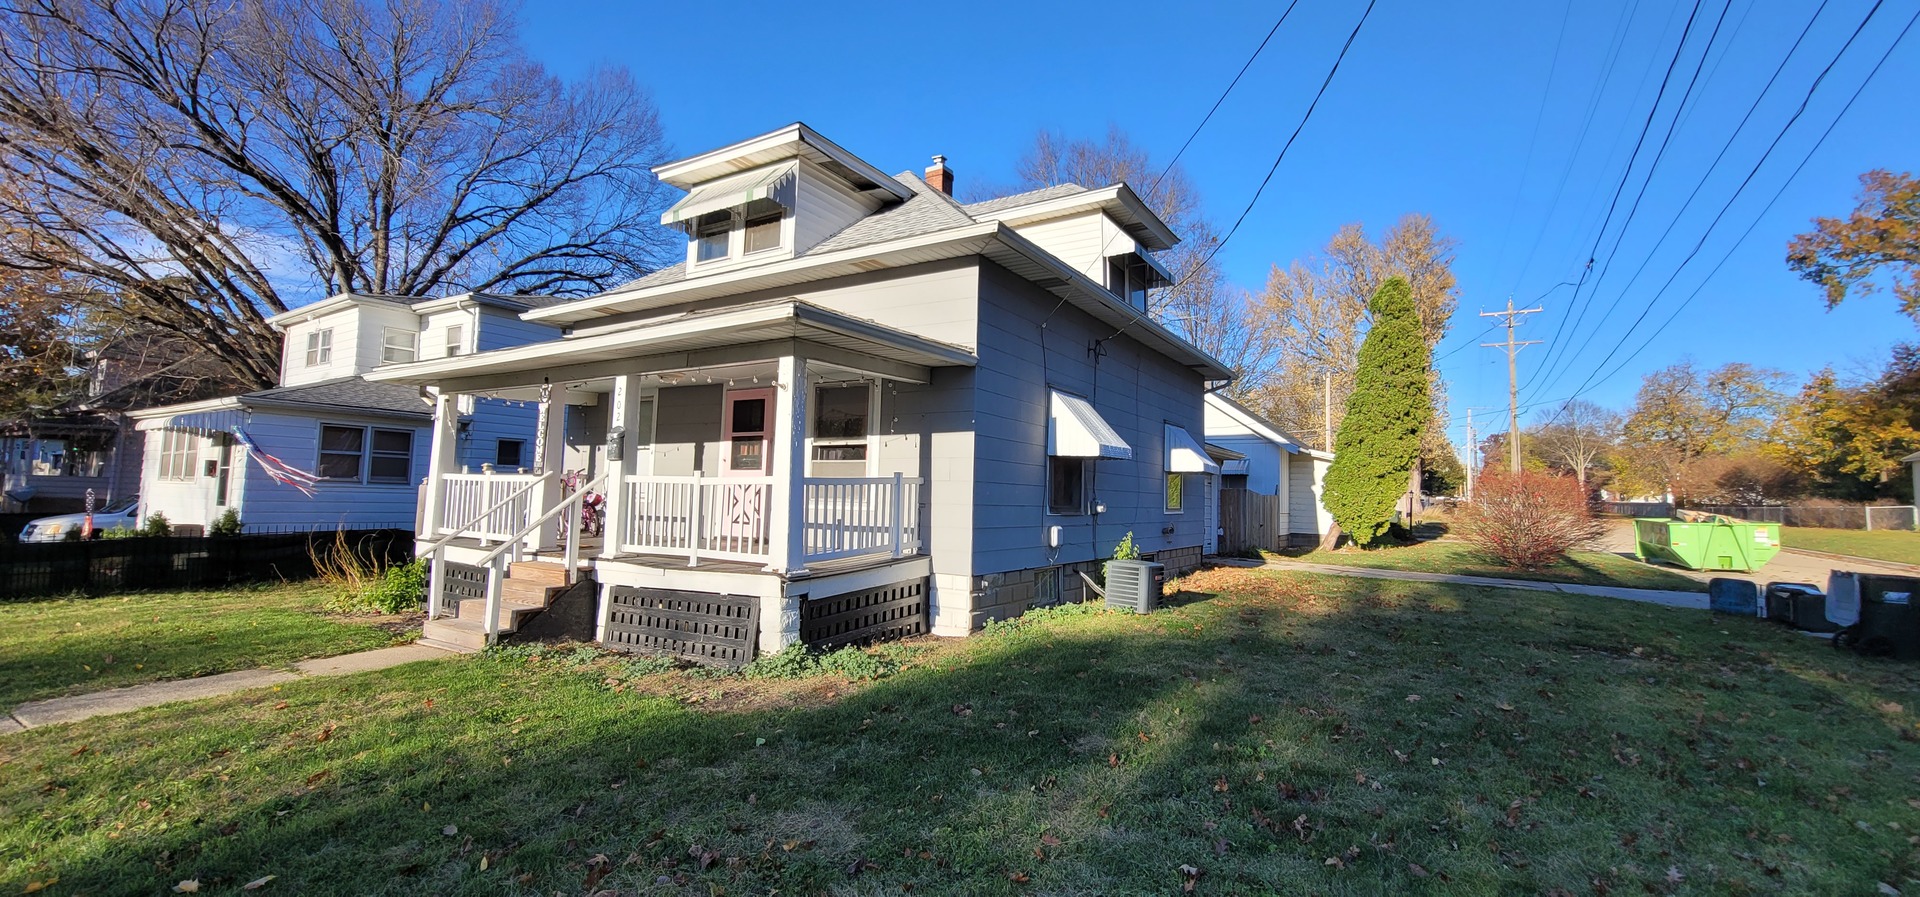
[959,184,1088,217]
[1204,393,1333,461]
[130,376,430,426]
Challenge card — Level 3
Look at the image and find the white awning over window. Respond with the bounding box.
[1049,391,1131,460]
[660,163,798,226]
[1164,424,1217,473]
[1220,459,1250,476]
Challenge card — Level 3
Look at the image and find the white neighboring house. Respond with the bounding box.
[1906,451,1920,501]
[127,293,559,533]
[364,122,1234,655]
[1203,392,1334,547]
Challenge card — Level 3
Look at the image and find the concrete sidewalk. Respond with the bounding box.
[1257,559,1710,610]
[3,643,453,735]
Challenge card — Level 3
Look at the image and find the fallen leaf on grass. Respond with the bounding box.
[443,825,458,836]
[1408,863,1429,877]
[172,881,200,893]
[1007,871,1030,883]
[241,875,275,890]
[1039,833,1062,847]
[582,854,612,890]
[22,879,56,893]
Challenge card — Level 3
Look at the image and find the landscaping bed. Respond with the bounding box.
[0,582,417,709]
[6,568,1918,894]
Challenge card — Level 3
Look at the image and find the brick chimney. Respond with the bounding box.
[924,154,954,196]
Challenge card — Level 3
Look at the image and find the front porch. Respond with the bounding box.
[372,300,972,657]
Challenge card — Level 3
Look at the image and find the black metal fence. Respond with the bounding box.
[0,528,414,600]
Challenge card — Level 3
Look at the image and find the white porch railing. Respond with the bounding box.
[802,474,923,562]
[621,473,775,564]
[439,471,542,543]
[616,472,924,567]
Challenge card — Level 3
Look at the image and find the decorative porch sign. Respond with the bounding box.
[531,382,554,474]
[230,427,321,497]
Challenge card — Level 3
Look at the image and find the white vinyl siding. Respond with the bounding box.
[792,161,883,254]
[1000,211,1137,283]
[304,328,333,367]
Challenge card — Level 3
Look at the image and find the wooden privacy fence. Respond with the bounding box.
[1218,487,1286,554]
[0,528,414,600]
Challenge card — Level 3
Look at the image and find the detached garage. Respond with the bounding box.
[1203,393,1334,550]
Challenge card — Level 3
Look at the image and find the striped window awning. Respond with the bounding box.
[660,163,798,226]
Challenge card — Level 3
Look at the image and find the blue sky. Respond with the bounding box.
[519,0,1919,442]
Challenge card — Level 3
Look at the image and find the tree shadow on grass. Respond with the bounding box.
[7,569,1920,895]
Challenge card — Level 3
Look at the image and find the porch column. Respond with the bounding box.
[765,352,810,577]
[421,390,459,538]
[529,382,566,552]
[601,374,640,560]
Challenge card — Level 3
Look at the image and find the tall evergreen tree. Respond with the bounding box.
[1322,277,1430,547]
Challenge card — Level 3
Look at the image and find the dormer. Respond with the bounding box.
[269,293,424,387]
[971,184,1178,312]
[654,123,912,276]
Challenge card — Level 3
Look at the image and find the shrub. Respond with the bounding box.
[1323,278,1431,547]
[209,508,243,536]
[1459,471,1606,570]
[1102,530,1141,582]
[136,512,172,537]
[99,526,136,540]
[358,559,426,614]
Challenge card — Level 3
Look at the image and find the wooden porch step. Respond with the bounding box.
[509,561,569,587]
[501,579,555,606]
[454,597,545,630]
[421,618,489,653]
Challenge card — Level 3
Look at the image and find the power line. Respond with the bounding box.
[1526,0,1720,396]
[1535,5,1916,421]
[1489,0,1575,281]
[1197,0,1380,272]
[1147,2,1303,199]
[1527,0,1836,402]
[1537,0,1893,409]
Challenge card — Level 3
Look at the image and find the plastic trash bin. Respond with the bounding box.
[1835,574,1920,659]
[1633,515,1782,572]
[1763,582,1837,633]
[1828,571,1862,627]
[1708,577,1760,616]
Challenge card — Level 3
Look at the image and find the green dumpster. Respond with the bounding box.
[1632,514,1782,573]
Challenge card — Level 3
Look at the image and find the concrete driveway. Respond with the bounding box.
[1595,520,1917,588]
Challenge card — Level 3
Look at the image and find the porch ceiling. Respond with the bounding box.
[365,299,976,391]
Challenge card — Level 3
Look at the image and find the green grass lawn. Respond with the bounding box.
[7,569,1920,895]
[0,583,416,709]
[1784,526,1920,567]
[1275,539,1708,591]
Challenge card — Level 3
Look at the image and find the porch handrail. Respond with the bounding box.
[470,472,609,644]
[419,470,553,621]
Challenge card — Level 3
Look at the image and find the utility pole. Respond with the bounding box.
[1464,409,1476,502]
[1481,297,1542,474]
[1322,375,1332,452]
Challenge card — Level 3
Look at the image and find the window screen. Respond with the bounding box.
[317,425,364,480]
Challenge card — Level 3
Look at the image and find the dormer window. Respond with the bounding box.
[305,328,333,367]
[694,211,732,263]
[1106,252,1173,311]
[661,162,798,271]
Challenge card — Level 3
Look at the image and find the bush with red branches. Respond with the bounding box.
[1460,471,1606,570]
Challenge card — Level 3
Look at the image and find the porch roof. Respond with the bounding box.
[364,299,977,388]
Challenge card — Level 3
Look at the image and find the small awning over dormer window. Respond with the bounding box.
[661,162,798,226]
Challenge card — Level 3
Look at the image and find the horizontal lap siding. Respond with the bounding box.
[794,165,882,255]
[653,385,723,476]
[233,411,428,531]
[972,262,1206,577]
[356,304,421,373]
[476,307,561,352]
[139,428,216,528]
[881,368,974,581]
[1208,434,1283,496]
[459,398,540,471]
[279,309,362,387]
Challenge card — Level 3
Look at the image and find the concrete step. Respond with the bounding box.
[453,597,544,630]
[509,560,569,587]
[421,618,489,652]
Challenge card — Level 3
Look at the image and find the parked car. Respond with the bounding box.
[17,496,141,542]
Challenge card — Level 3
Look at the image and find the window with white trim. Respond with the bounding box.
[304,328,333,367]
[158,429,199,482]
[445,324,465,357]
[317,424,414,484]
[694,210,732,263]
[811,384,870,462]
[1048,457,1088,515]
[381,327,418,364]
[1165,473,1185,514]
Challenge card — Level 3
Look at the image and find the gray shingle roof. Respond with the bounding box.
[960,184,1088,217]
[807,172,979,255]
[242,377,430,419]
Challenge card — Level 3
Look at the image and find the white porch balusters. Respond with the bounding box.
[423,390,459,621]
[765,353,810,577]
